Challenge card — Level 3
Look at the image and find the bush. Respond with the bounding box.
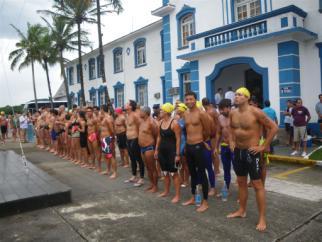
[0,105,23,115]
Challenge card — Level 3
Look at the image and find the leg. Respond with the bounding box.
[221,147,232,189]
[252,179,266,231]
[109,156,117,179]
[171,173,180,203]
[205,149,215,195]
[227,176,247,218]
[144,150,157,192]
[158,174,170,197]
[183,147,197,206]
[126,140,137,181]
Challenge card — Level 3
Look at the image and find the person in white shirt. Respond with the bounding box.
[224,86,235,105]
[19,113,28,142]
[214,88,223,106]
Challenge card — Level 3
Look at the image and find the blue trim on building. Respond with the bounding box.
[160,30,164,61]
[231,0,262,23]
[88,58,96,80]
[178,27,317,60]
[134,77,148,105]
[278,41,301,127]
[320,0,322,13]
[96,55,103,78]
[97,85,107,107]
[163,0,169,6]
[68,67,74,86]
[76,64,81,83]
[133,38,147,68]
[205,57,269,103]
[264,0,267,13]
[77,90,81,106]
[176,5,196,50]
[222,0,225,25]
[89,87,97,106]
[188,5,307,41]
[293,17,297,27]
[160,76,166,103]
[316,42,322,92]
[113,47,123,73]
[177,61,200,100]
[270,0,272,11]
[163,15,173,103]
[227,0,230,24]
[281,17,288,28]
[113,81,124,108]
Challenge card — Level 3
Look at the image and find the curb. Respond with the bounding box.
[268,154,317,165]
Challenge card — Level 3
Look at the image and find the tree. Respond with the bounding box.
[41,16,90,109]
[39,0,97,107]
[96,0,123,112]
[9,23,47,111]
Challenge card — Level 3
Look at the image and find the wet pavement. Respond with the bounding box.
[0,140,321,241]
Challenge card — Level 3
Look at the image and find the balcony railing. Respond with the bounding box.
[205,21,267,48]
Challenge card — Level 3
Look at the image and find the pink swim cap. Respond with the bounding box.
[115,108,123,114]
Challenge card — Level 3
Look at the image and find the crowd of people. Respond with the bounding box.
[7,87,322,232]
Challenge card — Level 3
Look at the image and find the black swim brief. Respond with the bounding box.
[233,148,261,180]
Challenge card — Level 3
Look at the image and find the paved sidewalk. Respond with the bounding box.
[0,141,321,241]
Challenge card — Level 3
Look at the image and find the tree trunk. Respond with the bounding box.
[31,59,38,111]
[44,60,54,109]
[77,22,86,107]
[96,0,113,114]
[59,50,71,109]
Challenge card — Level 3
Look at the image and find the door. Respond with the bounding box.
[245,69,263,107]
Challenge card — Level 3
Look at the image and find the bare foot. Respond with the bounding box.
[227,210,246,218]
[196,201,209,213]
[150,186,158,193]
[100,171,109,175]
[145,186,153,192]
[171,196,180,204]
[158,191,169,197]
[208,188,216,196]
[123,165,129,168]
[182,197,195,206]
[109,173,117,179]
[256,218,267,232]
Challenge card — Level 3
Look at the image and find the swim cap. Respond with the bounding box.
[236,87,250,99]
[161,103,174,114]
[115,107,123,114]
[177,103,187,112]
[196,101,202,108]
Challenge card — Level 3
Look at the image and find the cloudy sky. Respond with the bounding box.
[0,0,160,107]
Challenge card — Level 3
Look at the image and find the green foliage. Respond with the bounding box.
[0,105,23,115]
[309,147,322,161]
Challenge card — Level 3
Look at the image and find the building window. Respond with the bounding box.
[98,86,107,106]
[176,5,196,50]
[113,48,123,73]
[235,0,261,21]
[88,58,96,80]
[68,67,74,85]
[134,77,148,106]
[89,88,97,106]
[113,82,125,108]
[181,14,195,48]
[183,73,191,95]
[76,64,81,83]
[134,38,146,68]
[96,55,104,78]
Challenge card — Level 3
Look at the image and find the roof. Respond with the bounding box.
[53,82,67,99]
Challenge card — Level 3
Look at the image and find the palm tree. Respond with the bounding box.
[39,0,97,107]
[96,0,123,111]
[9,23,47,111]
[37,30,58,109]
[41,16,90,109]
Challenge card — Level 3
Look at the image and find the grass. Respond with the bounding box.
[309,147,322,160]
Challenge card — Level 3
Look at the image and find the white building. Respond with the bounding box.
[66,0,322,132]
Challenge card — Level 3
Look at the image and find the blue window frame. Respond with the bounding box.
[281,17,288,28]
[89,87,97,106]
[134,38,147,68]
[76,64,81,83]
[161,76,166,103]
[68,67,74,85]
[88,58,96,80]
[69,92,76,104]
[320,0,322,13]
[134,77,148,106]
[97,85,107,107]
[96,55,104,78]
[176,5,196,50]
[113,47,123,73]
[77,90,82,106]
[113,81,125,108]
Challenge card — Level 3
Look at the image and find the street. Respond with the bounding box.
[0,141,322,242]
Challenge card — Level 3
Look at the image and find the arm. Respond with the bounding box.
[200,111,211,140]
[252,109,278,153]
[154,123,161,160]
[151,119,158,141]
[107,118,115,136]
[78,121,85,132]
[172,120,181,156]
[306,108,311,124]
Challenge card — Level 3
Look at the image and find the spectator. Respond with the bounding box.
[224,86,235,105]
[291,98,311,157]
[283,100,294,147]
[315,94,322,135]
[19,112,29,143]
[262,100,278,124]
[214,88,223,105]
